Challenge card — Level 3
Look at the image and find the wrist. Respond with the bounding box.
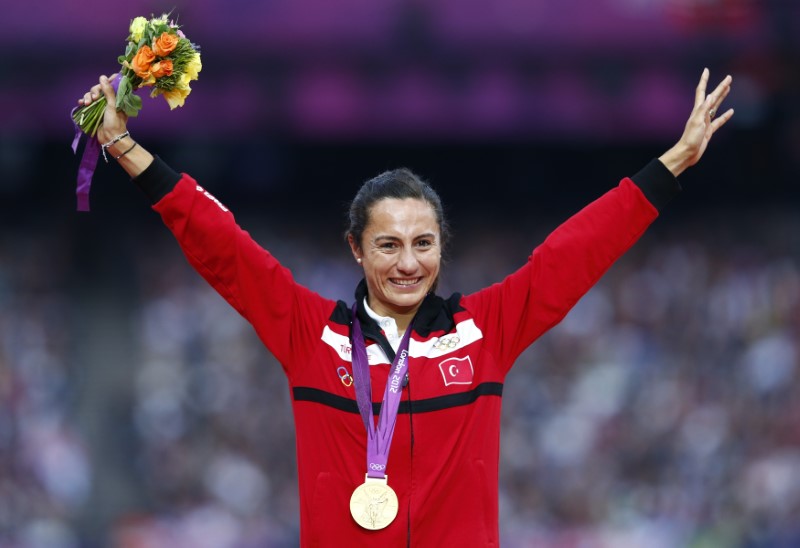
[112,137,155,179]
[106,135,136,157]
[658,143,693,178]
[97,125,127,146]
[99,130,130,163]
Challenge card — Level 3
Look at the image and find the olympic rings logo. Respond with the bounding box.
[337,366,353,387]
[433,335,460,351]
[369,463,386,471]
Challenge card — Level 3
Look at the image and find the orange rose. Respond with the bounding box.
[131,45,156,79]
[153,32,179,57]
[150,60,174,79]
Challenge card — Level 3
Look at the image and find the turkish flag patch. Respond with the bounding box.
[438,356,474,386]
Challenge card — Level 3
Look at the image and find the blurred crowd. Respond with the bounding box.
[498,212,800,547]
[3,203,799,547]
[0,229,90,547]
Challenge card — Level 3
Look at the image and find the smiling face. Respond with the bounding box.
[349,197,441,324]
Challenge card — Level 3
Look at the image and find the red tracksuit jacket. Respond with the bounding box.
[134,158,679,547]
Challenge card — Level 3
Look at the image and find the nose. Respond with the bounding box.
[396,247,419,274]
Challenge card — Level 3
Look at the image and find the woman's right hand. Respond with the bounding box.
[77,74,154,178]
[78,73,129,144]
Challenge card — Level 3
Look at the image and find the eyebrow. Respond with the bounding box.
[372,233,437,243]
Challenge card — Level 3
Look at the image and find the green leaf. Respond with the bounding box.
[119,93,142,118]
[117,76,131,103]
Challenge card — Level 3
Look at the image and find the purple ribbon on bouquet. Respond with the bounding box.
[70,73,121,212]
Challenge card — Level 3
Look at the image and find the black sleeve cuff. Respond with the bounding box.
[630,158,682,212]
[132,156,182,204]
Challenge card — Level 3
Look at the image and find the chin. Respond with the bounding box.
[389,291,428,311]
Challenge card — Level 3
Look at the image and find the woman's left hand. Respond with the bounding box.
[659,68,734,177]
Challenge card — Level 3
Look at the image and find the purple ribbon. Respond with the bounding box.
[71,74,121,212]
[351,305,413,479]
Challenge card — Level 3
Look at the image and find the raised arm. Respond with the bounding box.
[76,75,336,372]
[462,69,734,370]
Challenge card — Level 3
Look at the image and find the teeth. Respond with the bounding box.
[392,278,420,286]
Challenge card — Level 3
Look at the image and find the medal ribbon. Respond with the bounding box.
[70,74,121,212]
[350,304,413,479]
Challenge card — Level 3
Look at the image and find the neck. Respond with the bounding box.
[366,299,419,334]
[393,313,415,334]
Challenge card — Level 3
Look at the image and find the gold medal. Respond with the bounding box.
[349,474,399,530]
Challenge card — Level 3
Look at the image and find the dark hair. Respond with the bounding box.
[345,168,450,251]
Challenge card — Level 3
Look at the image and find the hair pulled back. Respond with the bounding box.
[345,168,450,251]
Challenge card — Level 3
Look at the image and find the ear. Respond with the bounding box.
[347,234,361,262]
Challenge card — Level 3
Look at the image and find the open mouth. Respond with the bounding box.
[390,277,422,287]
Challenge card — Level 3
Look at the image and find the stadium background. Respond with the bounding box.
[1,0,799,546]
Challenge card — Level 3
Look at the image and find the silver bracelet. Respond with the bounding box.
[100,131,130,163]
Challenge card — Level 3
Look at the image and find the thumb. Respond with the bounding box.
[97,73,128,142]
[99,74,118,110]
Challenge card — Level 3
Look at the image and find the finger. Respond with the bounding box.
[699,94,715,120]
[79,80,106,106]
[80,86,100,106]
[710,74,733,97]
[708,75,732,104]
[695,68,710,108]
[706,75,733,121]
[709,86,731,119]
[99,74,117,110]
[710,108,734,132]
[711,76,732,108]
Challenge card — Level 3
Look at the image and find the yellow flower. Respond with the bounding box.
[161,85,192,110]
[185,53,202,81]
[129,17,148,42]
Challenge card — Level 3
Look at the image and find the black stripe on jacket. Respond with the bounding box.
[292,382,503,414]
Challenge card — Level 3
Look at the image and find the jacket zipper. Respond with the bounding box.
[406,372,413,547]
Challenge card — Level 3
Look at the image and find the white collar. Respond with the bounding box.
[363,298,401,353]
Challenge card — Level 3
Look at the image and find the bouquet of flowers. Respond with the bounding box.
[72,14,202,137]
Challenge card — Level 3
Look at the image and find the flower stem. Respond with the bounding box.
[73,98,108,137]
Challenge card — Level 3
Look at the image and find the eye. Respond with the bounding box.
[379,241,398,250]
[416,239,434,249]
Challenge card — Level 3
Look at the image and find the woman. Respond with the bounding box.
[79,69,732,546]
